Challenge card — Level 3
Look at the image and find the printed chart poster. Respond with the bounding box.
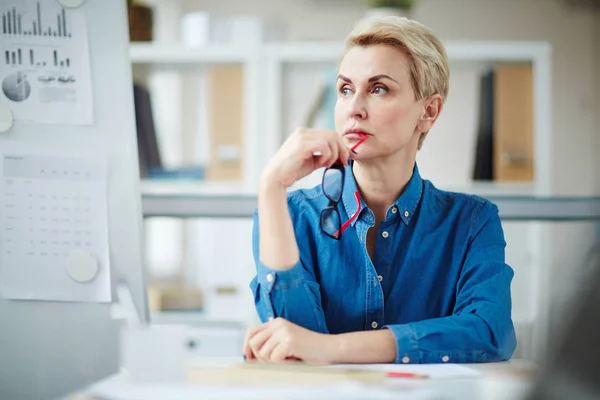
[0,0,93,125]
[0,142,111,302]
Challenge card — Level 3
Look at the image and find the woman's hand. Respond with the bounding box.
[243,317,337,364]
[261,128,351,189]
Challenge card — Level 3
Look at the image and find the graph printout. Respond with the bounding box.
[0,0,93,125]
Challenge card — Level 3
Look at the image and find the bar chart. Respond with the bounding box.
[3,47,71,69]
[0,0,92,124]
[1,1,71,38]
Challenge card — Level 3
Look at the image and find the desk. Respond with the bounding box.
[74,358,537,400]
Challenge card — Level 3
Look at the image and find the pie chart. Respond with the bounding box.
[2,72,31,102]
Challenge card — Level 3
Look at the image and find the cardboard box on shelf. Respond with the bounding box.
[147,284,204,312]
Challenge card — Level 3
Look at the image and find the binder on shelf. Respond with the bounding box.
[206,65,244,182]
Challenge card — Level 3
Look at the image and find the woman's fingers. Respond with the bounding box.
[336,134,351,165]
[248,327,275,362]
[322,139,338,168]
[257,333,280,361]
[319,131,349,167]
[269,341,290,363]
[303,129,351,168]
[243,323,268,359]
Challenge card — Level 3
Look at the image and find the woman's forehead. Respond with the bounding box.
[339,45,410,80]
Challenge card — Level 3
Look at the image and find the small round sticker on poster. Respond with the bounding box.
[66,250,99,283]
[0,106,13,133]
[57,0,86,8]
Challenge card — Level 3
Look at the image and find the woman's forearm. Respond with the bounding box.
[257,174,300,271]
[328,329,397,364]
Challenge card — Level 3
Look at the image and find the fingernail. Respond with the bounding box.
[243,354,247,361]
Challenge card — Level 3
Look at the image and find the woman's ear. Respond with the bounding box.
[416,94,443,133]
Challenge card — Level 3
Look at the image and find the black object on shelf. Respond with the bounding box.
[132,82,205,180]
[472,68,495,181]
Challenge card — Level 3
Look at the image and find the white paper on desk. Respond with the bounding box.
[0,0,94,125]
[0,143,110,302]
[333,363,482,379]
[86,381,433,400]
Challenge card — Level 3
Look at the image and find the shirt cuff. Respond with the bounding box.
[256,259,306,292]
[385,324,421,364]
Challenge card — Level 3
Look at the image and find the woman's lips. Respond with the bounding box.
[344,133,366,140]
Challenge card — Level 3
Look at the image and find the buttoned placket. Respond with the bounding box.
[358,214,385,332]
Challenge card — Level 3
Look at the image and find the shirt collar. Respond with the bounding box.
[341,162,423,227]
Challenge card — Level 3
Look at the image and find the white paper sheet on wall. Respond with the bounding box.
[0,143,111,302]
[0,0,93,125]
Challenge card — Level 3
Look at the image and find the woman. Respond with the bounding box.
[243,16,516,364]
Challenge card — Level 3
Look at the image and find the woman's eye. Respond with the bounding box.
[339,86,352,96]
[372,85,389,95]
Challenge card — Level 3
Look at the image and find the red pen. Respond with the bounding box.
[350,133,368,153]
[386,371,429,379]
[313,133,368,157]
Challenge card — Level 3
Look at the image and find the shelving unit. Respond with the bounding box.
[129,40,552,193]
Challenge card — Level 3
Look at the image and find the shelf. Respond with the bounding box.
[149,290,258,328]
[129,40,551,66]
[150,310,248,328]
[129,42,255,65]
[140,180,257,219]
[264,42,344,62]
[139,180,600,220]
[139,180,255,196]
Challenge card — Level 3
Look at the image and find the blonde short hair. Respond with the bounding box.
[343,16,450,149]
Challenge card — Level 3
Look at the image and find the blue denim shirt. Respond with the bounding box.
[250,164,517,364]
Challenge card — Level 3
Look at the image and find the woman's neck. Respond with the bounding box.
[352,151,415,222]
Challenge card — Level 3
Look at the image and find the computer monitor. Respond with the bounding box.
[0,1,148,399]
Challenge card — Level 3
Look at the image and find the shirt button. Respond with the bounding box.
[442,355,450,363]
[382,231,389,238]
[391,207,398,214]
[378,275,383,282]
[404,210,409,218]
[402,356,410,364]
[266,273,274,283]
[371,321,378,329]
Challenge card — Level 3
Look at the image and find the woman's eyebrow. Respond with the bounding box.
[368,74,399,84]
[336,74,399,84]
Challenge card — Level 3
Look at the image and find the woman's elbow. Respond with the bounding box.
[488,322,517,361]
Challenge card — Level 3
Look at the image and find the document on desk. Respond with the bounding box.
[0,143,111,302]
[334,363,482,379]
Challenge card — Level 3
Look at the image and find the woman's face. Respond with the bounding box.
[334,44,438,160]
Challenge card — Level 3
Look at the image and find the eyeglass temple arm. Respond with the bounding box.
[333,190,362,237]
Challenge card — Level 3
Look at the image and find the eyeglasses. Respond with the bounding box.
[320,164,345,240]
[320,135,367,240]
[320,166,362,240]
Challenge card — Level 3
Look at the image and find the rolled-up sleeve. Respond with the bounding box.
[249,208,328,334]
[384,202,517,364]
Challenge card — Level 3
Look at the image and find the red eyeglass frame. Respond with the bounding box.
[321,133,367,239]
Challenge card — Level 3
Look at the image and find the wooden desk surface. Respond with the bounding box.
[75,357,538,400]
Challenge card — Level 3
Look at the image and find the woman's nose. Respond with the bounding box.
[348,96,367,119]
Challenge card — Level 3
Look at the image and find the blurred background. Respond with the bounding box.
[126,0,599,362]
